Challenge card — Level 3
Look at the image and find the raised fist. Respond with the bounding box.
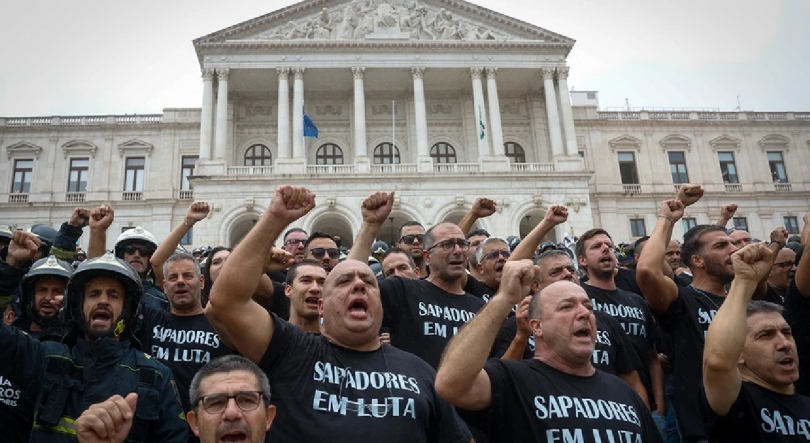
[676,184,704,207]
[69,208,91,228]
[265,247,295,273]
[721,204,738,220]
[76,393,137,443]
[499,260,539,305]
[185,201,211,226]
[89,205,115,230]
[770,227,789,247]
[660,199,685,222]
[268,186,316,223]
[732,243,775,284]
[471,198,497,218]
[360,191,395,225]
[515,296,532,339]
[544,205,568,225]
[7,231,42,267]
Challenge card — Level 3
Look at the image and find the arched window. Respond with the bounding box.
[504,142,526,163]
[315,143,344,165]
[430,142,456,164]
[244,144,272,166]
[373,143,400,164]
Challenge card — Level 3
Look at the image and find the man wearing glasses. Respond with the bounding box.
[76,356,275,443]
[395,221,429,277]
[303,232,340,273]
[281,228,308,264]
[766,247,796,304]
[348,192,485,370]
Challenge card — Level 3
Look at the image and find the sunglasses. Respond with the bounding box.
[483,250,511,260]
[428,238,470,252]
[310,247,340,260]
[399,234,425,245]
[123,245,155,256]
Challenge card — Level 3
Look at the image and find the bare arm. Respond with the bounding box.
[151,202,211,287]
[510,205,567,261]
[703,243,773,416]
[436,260,536,410]
[346,191,395,262]
[619,370,649,410]
[648,347,665,415]
[715,204,737,227]
[637,200,684,315]
[458,198,497,237]
[795,213,810,297]
[206,186,313,363]
[501,296,531,360]
[87,205,114,259]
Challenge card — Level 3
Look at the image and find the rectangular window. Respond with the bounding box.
[682,217,697,232]
[617,152,639,184]
[181,156,198,191]
[630,218,646,237]
[784,216,799,235]
[181,227,193,245]
[718,152,739,184]
[68,158,89,193]
[733,217,749,232]
[124,157,145,192]
[768,152,788,183]
[668,151,689,184]
[11,159,33,193]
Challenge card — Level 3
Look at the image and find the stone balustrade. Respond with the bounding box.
[597,111,809,121]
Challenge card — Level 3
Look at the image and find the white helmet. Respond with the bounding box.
[114,226,158,258]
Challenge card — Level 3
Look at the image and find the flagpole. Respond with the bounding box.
[392,100,395,152]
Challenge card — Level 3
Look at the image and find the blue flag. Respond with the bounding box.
[303,109,319,138]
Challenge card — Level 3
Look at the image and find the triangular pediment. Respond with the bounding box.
[708,134,741,149]
[195,0,574,48]
[118,139,154,157]
[5,141,43,159]
[608,135,641,148]
[659,134,691,148]
[62,140,99,158]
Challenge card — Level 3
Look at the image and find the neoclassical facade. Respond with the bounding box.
[1,0,808,250]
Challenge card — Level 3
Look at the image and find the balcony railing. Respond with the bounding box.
[370,164,418,174]
[596,111,808,121]
[622,184,642,194]
[307,165,355,174]
[725,184,743,193]
[178,190,194,200]
[433,163,479,173]
[65,192,86,202]
[511,163,554,173]
[226,166,274,176]
[2,114,162,127]
[8,193,28,203]
[122,191,143,201]
[774,183,792,192]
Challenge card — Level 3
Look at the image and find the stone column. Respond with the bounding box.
[213,68,229,161]
[198,69,215,160]
[353,67,370,172]
[291,68,305,160]
[486,68,505,157]
[276,68,291,159]
[470,67,491,160]
[556,67,578,156]
[412,67,432,171]
[542,67,564,158]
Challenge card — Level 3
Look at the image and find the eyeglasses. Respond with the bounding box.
[773,261,796,269]
[284,239,305,247]
[310,247,340,260]
[483,250,511,260]
[399,234,425,245]
[123,245,154,256]
[427,238,470,252]
[196,391,265,414]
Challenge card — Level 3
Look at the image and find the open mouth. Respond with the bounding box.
[220,430,248,443]
[348,299,369,319]
[495,263,505,272]
[304,296,320,309]
[778,356,795,370]
[599,256,613,265]
[573,326,592,339]
[91,310,112,327]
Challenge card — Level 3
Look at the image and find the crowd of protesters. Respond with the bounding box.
[1,183,808,443]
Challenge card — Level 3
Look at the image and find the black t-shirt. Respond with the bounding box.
[615,268,644,297]
[491,312,641,376]
[0,363,36,443]
[138,308,234,412]
[464,275,497,303]
[259,314,471,443]
[701,381,810,442]
[583,284,659,407]
[268,279,290,321]
[655,285,726,440]
[674,273,693,287]
[484,358,662,443]
[379,277,486,369]
[784,280,810,396]
[765,284,787,305]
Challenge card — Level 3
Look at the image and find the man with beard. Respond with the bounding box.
[303,232,340,273]
[765,247,796,305]
[284,259,327,333]
[701,243,810,442]
[138,251,234,433]
[636,188,776,443]
[576,228,665,435]
[205,185,472,443]
[0,251,187,442]
[395,221,428,277]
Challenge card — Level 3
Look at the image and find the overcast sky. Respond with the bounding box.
[0,0,807,116]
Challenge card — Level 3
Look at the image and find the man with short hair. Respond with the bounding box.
[701,243,810,442]
[471,237,510,297]
[435,265,662,442]
[205,185,472,442]
[466,229,490,281]
[281,228,308,264]
[380,247,420,279]
[766,247,796,304]
[303,231,339,272]
[395,221,428,277]
[284,259,327,333]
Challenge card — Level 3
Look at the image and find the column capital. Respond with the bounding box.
[541,67,555,80]
[201,68,215,80]
[470,67,484,79]
[352,66,365,79]
[485,67,499,78]
[276,67,290,79]
[293,67,305,78]
[557,66,570,80]
[216,68,230,81]
[412,67,425,79]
